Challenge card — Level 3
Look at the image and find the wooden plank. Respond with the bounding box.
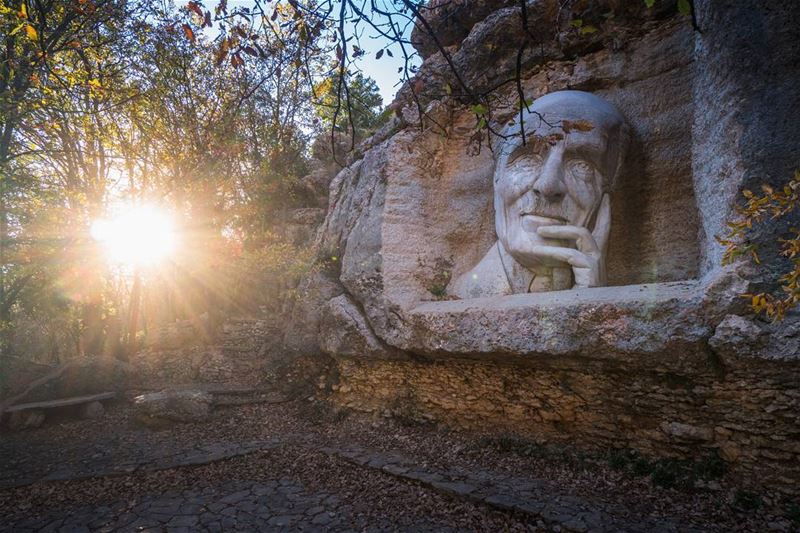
[5,392,116,413]
[137,384,263,395]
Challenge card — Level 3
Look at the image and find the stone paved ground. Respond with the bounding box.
[0,398,796,532]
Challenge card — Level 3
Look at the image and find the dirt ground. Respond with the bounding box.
[0,397,797,532]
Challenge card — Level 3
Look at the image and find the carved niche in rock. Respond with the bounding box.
[450,91,630,299]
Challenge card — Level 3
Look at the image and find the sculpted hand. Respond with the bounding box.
[532,194,611,288]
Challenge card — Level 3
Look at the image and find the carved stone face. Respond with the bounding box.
[494,91,628,269]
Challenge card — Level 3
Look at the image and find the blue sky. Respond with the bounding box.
[343,8,418,105]
[208,0,418,105]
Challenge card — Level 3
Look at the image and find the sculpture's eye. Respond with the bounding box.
[568,160,594,181]
[508,153,543,169]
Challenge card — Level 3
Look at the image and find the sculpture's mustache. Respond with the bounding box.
[517,197,567,223]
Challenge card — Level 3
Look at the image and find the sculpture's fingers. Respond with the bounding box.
[536,225,599,254]
[530,246,591,268]
[592,193,612,253]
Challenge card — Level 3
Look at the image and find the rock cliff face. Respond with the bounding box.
[284,0,800,492]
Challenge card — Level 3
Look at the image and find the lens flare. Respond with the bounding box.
[91,205,177,267]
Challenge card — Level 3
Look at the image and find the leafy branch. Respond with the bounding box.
[719,170,800,320]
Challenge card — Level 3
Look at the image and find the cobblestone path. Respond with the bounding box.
[3,479,449,532]
[0,401,781,532]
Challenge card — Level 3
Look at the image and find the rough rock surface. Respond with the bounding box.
[133,390,213,426]
[81,401,105,419]
[285,0,800,494]
[7,410,45,431]
[329,354,800,494]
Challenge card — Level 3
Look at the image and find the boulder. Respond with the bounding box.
[133,390,212,427]
[319,295,407,360]
[82,401,105,419]
[7,409,45,431]
[708,314,764,359]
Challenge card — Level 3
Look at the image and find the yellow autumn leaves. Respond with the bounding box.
[2,1,38,41]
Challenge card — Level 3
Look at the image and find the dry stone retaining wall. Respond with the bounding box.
[329,356,800,493]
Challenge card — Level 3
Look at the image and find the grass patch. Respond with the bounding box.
[605,449,727,490]
[476,435,591,470]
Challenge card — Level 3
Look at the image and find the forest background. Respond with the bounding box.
[0,0,396,390]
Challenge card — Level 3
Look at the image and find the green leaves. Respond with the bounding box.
[471,103,487,116]
[644,0,655,8]
[570,18,598,35]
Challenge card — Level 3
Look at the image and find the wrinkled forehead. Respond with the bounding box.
[497,92,624,161]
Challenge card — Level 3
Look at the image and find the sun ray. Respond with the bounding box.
[91,204,178,268]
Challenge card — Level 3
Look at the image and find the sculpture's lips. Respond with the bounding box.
[520,213,567,225]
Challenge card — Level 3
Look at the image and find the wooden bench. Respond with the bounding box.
[3,392,116,430]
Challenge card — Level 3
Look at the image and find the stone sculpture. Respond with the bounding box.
[450,91,630,298]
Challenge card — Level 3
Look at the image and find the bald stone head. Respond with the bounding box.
[493,90,630,270]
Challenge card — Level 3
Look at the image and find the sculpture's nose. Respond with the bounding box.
[532,149,567,202]
[532,148,567,202]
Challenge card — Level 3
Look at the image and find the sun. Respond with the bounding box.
[91,204,178,267]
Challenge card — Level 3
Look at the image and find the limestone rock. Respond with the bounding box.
[8,409,45,430]
[759,313,800,361]
[709,314,764,359]
[718,441,741,463]
[285,208,327,246]
[319,295,406,360]
[133,390,212,427]
[283,270,344,356]
[286,0,800,496]
[410,0,514,59]
[82,401,105,419]
[660,422,713,442]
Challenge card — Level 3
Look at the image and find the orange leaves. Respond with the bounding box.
[180,1,213,45]
[187,1,203,19]
[561,119,594,133]
[24,24,37,40]
[215,40,229,66]
[182,23,195,43]
[74,0,97,16]
[186,1,211,28]
[213,37,247,68]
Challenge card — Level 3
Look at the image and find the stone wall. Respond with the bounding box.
[330,356,800,493]
[133,318,273,385]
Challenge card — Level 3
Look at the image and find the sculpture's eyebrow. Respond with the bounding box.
[564,131,606,160]
[506,143,527,161]
[507,138,546,161]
